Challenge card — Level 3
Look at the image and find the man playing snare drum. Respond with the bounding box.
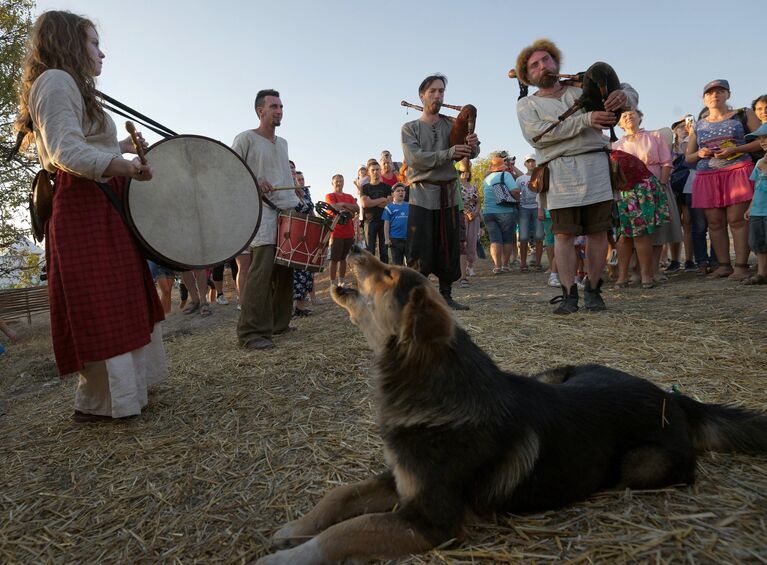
[232,89,299,350]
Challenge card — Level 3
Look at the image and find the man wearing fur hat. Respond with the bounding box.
[516,39,637,314]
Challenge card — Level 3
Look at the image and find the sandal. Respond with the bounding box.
[534,264,544,272]
[520,265,529,273]
[612,281,630,290]
[459,278,470,288]
[641,281,656,289]
[708,265,734,279]
[182,301,200,315]
[729,263,751,281]
[743,274,767,285]
[492,267,502,274]
[199,304,212,317]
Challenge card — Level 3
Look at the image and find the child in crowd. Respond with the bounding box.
[148,260,176,315]
[539,205,559,287]
[383,183,409,266]
[744,124,767,285]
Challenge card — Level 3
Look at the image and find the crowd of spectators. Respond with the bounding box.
[143,85,766,321]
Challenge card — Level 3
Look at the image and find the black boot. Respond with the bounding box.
[440,283,469,311]
[583,277,606,311]
[549,284,579,315]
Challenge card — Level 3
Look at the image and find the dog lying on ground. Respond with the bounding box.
[257,248,767,565]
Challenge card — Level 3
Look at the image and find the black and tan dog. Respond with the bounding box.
[257,249,767,565]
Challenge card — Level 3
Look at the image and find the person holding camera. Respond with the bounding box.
[686,80,761,280]
[481,154,520,274]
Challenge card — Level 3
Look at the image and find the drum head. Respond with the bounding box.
[126,135,262,270]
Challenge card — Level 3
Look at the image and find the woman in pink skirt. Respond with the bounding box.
[686,80,761,279]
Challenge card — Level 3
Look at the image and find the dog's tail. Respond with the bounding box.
[676,395,767,454]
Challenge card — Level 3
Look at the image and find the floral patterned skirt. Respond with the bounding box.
[293,269,314,301]
[616,176,670,238]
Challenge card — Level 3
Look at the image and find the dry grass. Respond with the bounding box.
[1,260,766,564]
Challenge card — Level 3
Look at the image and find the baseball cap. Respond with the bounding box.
[703,79,730,95]
[745,122,767,141]
[524,153,535,162]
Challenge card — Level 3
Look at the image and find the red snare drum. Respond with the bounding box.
[275,210,332,272]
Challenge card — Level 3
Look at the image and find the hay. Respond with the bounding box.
[1,261,765,564]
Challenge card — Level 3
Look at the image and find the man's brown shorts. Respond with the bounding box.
[330,237,354,261]
[550,200,614,235]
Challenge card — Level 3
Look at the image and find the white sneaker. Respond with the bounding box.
[215,294,229,305]
[547,273,561,287]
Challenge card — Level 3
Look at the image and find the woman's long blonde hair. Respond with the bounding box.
[14,10,105,150]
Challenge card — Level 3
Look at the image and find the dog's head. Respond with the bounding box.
[331,248,454,354]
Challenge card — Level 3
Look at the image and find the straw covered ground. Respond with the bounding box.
[1,260,766,564]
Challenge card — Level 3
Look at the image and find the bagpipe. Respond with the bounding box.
[509,62,622,143]
[400,100,477,152]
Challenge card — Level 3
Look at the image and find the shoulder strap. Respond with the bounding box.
[95,181,126,219]
[96,91,177,138]
[5,119,33,162]
[735,107,749,129]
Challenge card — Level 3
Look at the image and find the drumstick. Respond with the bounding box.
[271,185,311,191]
[125,121,147,165]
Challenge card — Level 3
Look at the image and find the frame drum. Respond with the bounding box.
[125,135,262,271]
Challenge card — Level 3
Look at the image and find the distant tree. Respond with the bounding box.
[0,1,37,283]
[470,156,491,210]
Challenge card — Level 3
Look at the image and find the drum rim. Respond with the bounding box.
[124,134,263,271]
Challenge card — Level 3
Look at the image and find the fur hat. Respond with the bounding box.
[515,39,562,86]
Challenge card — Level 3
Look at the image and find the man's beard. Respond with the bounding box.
[425,100,442,114]
[535,71,559,89]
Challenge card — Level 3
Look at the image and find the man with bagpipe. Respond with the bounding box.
[401,73,479,310]
[515,39,637,314]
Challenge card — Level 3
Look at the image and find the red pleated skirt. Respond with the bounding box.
[46,172,165,376]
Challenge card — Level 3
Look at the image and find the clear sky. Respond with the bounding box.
[35,0,762,196]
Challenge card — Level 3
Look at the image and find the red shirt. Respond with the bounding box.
[380,172,398,187]
[325,192,357,239]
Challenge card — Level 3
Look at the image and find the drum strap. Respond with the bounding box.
[95,181,127,220]
[6,94,176,161]
[261,195,281,212]
[96,91,178,138]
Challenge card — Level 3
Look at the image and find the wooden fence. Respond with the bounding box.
[0,286,49,324]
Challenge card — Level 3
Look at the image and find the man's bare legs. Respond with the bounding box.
[585,231,608,285]
[554,233,577,288]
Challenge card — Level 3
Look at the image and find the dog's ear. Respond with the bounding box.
[398,285,454,345]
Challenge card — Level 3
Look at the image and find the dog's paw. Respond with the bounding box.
[258,538,323,565]
[270,519,315,550]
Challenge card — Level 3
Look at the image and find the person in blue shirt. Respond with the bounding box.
[744,123,767,285]
[383,183,410,266]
